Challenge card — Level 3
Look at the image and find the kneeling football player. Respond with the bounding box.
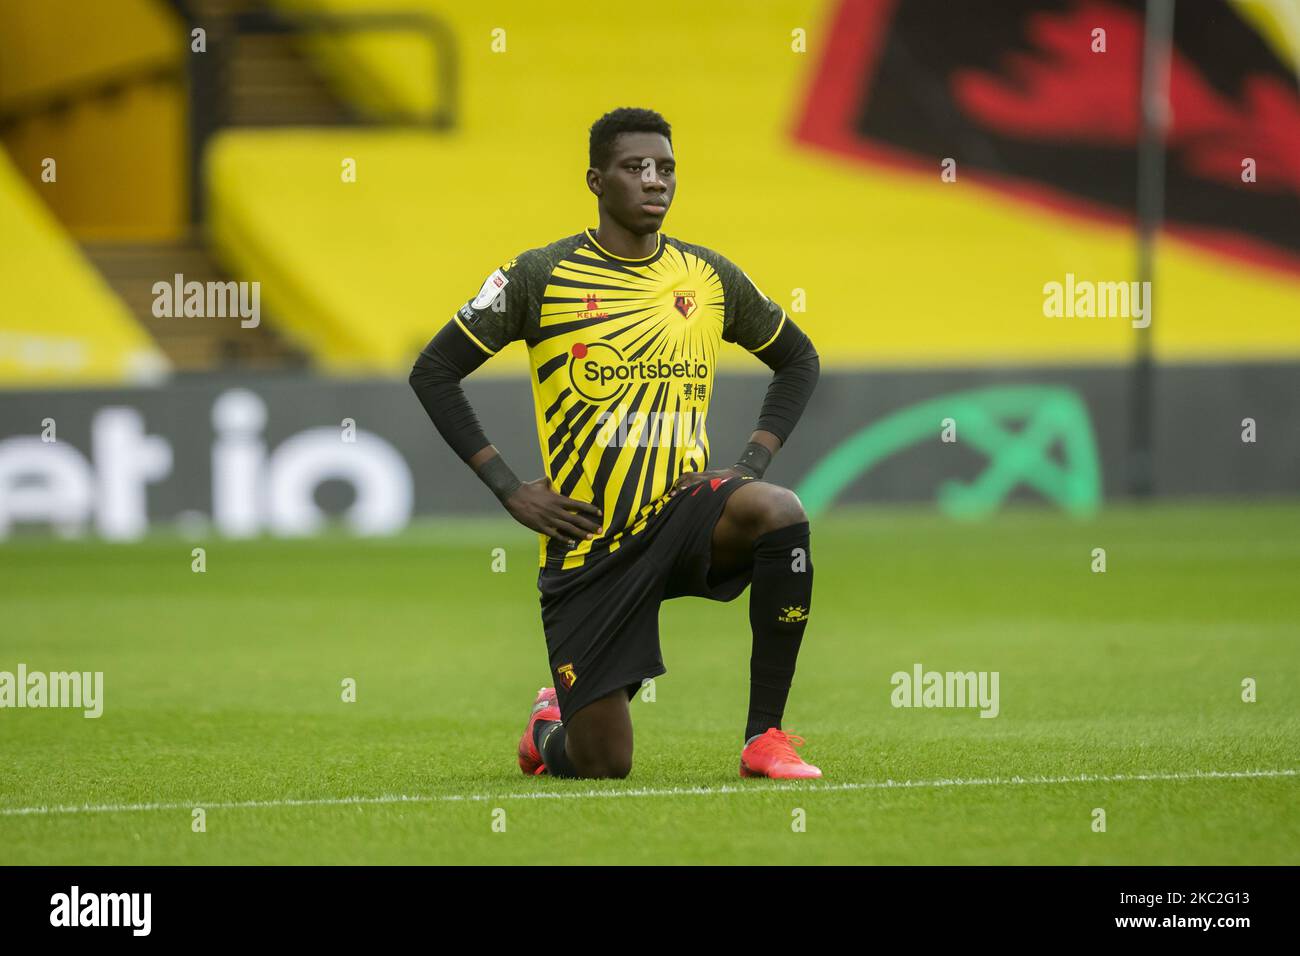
[410,107,822,780]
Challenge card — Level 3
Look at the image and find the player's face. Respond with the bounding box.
[594,132,675,234]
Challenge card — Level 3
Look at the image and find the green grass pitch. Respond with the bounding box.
[1,501,1296,865]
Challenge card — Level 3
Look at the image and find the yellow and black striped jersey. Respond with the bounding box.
[452,227,788,570]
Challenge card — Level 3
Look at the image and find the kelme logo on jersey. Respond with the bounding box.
[567,341,709,404]
[578,293,607,320]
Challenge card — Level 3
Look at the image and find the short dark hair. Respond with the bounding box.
[588,107,672,170]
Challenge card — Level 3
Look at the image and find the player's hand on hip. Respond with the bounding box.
[668,467,743,498]
[503,477,603,547]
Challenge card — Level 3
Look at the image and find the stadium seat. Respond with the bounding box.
[0,150,168,387]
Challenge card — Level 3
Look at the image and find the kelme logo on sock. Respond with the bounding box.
[777,605,808,623]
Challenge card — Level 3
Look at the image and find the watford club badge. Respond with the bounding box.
[797,0,1300,275]
[557,663,577,689]
[673,290,697,318]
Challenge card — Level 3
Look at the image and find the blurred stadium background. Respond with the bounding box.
[1,0,1297,534]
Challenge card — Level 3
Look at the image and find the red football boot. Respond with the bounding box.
[739,728,822,779]
[518,686,561,776]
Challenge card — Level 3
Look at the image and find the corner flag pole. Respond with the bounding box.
[1129,0,1175,498]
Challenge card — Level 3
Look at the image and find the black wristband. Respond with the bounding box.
[475,454,523,504]
[733,441,773,479]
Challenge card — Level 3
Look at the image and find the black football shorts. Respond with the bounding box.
[537,475,756,720]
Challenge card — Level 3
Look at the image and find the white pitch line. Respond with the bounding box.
[0,768,1294,819]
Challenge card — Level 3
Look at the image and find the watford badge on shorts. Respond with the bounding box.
[557,663,577,689]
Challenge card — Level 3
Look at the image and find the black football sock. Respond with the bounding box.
[532,719,558,755]
[745,521,813,742]
[537,721,581,778]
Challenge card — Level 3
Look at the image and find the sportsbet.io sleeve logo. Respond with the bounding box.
[566,341,710,404]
